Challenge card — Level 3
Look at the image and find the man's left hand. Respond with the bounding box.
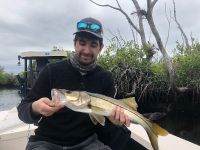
[108,106,130,127]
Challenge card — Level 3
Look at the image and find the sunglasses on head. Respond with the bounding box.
[77,21,102,33]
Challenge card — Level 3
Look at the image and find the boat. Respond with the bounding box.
[16,50,68,99]
[1,107,199,150]
[0,51,200,150]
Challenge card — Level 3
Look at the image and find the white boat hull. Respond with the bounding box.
[0,107,200,150]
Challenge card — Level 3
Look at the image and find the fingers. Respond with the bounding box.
[43,98,55,107]
[32,97,64,117]
[125,114,130,127]
[108,106,130,127]
[115,107,121,121]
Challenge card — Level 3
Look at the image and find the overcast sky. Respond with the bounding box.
[1,0,200,73]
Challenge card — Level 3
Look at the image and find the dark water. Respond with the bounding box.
[157,111,200,146]
[0,89,21,111]
[136,90,200,146]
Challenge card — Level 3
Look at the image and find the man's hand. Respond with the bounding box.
[108,106,130,127]
[32,97,64,117]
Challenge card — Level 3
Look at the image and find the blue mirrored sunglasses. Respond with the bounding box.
[77,21,102,33]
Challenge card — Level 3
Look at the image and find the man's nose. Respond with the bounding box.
[83,44,91,53]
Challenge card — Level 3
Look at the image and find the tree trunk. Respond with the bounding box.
[146,13,175,89]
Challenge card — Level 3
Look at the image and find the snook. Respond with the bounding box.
[51,88,168,150]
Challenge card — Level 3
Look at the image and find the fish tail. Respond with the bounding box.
[151,122,169,136]
[146,130,159,150]
[146,122,169,150]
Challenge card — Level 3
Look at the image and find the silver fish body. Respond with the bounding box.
[51,89,168,150]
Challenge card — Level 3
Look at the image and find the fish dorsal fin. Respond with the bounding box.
[121,97,138,111]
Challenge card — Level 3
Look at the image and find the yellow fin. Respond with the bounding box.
[89,114,98,125]
[152,122,169,136]
[90,114,105,126]
[90,106,106,126]
[121,97,138,110]
[91,105,106,113]
[146,120,169,150]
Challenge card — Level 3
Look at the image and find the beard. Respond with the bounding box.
[77,52,95,65]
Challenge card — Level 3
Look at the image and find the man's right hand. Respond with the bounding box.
[32,97,64,117]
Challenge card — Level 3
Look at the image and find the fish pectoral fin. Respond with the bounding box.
[89,114,105,126]
[69,106,92,113]
[121,97,138,110]
[89,106,106,126]
[89,114,98,125]
[90,106,108,116]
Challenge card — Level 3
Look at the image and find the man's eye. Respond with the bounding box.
[91,44,97,48]
[91,42,98,48]
[79,40,86,45]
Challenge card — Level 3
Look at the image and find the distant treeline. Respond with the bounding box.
[0,65,18,88]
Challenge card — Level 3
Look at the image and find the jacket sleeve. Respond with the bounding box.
[17,64,51,124]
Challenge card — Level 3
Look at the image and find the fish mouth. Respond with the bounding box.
[51,89,69,105]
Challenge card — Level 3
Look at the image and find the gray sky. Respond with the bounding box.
[1,0,200,73]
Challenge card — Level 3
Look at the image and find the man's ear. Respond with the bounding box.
[100,44,104,51]
[73,38,76,46]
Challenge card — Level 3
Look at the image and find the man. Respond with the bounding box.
[17,17,132,150]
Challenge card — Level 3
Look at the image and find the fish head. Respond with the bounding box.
[64,90,90,108]
[52,89,90,108]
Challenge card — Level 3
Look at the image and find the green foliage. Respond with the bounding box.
[190,40,200,54]
[98,37,200,92]
[173,40,200,87]
[98,37,151,96]
[173,53,200,87]
[98,37,148,72]
[150,62,169,89]
[0,65,18,87]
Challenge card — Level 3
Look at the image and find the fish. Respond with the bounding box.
[51,88,168,150]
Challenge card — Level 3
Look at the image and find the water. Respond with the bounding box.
[0,89,21,111]
[157,112,200,145]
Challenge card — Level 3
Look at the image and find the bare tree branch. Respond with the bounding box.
[89,0,141,33]
[164,3,172,48]
[131,0,147,44]
[151,0,158,8]
[90,0,155,61]
[131,0,156,60]
[147,0,158,14]
[147,0,151,13]
[145,0,176,89]
[115,0,122,10]
[172,0,190,49]
[89,0,189,91]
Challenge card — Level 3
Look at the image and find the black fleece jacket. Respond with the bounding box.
[17,59,146,150]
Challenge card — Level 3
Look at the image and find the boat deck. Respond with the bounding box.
[0,107,200,150]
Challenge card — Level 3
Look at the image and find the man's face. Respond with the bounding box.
[74,37,103,65]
